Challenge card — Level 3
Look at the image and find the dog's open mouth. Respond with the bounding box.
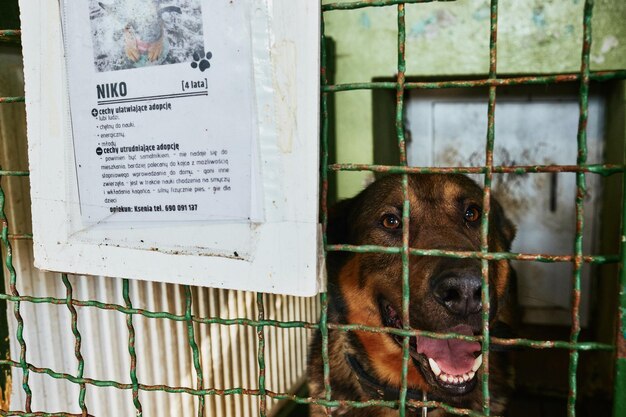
[380,298,482,396]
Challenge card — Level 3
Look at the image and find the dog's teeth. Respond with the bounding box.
[472,354,483,372]
[469,371,475,380]
[428,358,441,376]
[440,374,449,383]
[453,376,460,384]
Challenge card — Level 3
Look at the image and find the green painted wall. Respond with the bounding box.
[322,0,626,198]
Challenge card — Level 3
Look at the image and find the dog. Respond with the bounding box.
[98,0,182,64]
[308,174,517,416]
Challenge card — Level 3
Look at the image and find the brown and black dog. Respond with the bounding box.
[308,174,517,416]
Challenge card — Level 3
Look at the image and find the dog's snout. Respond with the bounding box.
[432,272,482,317]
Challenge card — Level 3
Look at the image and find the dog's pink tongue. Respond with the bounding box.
[416,325,480,376]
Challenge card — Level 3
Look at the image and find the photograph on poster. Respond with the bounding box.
[24,0,321,294]
[89,0,204,71]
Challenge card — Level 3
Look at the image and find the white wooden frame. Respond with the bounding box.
[19,0,323,296]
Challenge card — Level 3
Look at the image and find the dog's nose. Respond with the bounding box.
[432,272,482,316]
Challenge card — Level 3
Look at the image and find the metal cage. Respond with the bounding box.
[1,0,626,416]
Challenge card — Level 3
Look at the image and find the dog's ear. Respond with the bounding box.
[326,198,356,245]
[490,197,516,250]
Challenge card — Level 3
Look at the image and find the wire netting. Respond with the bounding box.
[320,0,626,416]
[0,0,626,416]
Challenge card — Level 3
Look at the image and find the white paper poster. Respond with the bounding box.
[22,0,321,295]
[62,0,259,223]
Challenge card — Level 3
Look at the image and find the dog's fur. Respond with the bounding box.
[99,0,181,63]
[308,174,517,416]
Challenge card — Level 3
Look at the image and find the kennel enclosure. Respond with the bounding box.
[1,0,626,416]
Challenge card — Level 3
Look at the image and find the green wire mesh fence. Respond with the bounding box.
[320,0,626,416]
[0,0,626,416]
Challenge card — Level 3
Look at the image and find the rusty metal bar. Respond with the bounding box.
[568,1,594,415]
[61,274,88,417]
[328,163,624,176]
[184,286,205,417]
[0,97,24,104]
[0,175,32,412]
[478,0,499,412]
[7,234,33,240]
[320,11,333,417]
[256,293,267,417]
[321,70,626,92]
[396,3,411,415]
[0,29,20,43]
[326,244,619,264]
[122,280,143,416]
[0,171,29,177]
[322,0,456,12]
[614,95,626,415]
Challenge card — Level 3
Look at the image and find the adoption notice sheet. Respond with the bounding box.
[62,0,258,223]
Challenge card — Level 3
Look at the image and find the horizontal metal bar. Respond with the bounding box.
[327,323,613,350]
[322,70,626,92]
[0,353,608,417]
[0,30,20,43]
[0,290,614,351]
[0,97,25,104]
[0,292,319,328]
[0,291,613,350]
[0,171,29,177]
[0,365,487,417]
[322,0,456,12]
[7,234,33,240]
[6,163,621,178]
[326,244,619,264]
[490,337,613,351]
[1,413,93,417]
[0,357,596,417]
[328,163,623,176]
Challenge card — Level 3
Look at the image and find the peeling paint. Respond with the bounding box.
[472,6,490,22]
[532,6,547,28]
[409,14,436,38]
[591,35,619,64]
[359,12,371,30]
[408,11,456,39]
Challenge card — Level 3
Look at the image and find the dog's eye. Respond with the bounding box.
[381,214,402,230]
[464,205,481,223]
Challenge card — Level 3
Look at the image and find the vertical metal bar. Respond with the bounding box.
[399,174,411,417]
[396,4,411,417]
[256,293,267,417]
[320,13,332,417]
[396,4,408,168]
[0,175,32,412]
[61,274,88,417]
[122,279,143,416]
[482,6,498,417]
[480,0,499,414]
[569,1,593,416]
[614,98,626,415]
[184,286,205,417]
